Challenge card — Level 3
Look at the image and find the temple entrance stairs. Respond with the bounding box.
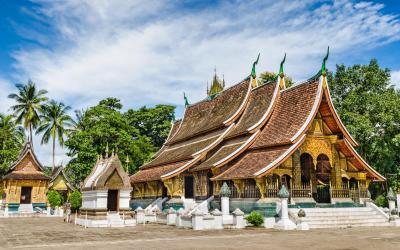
[107,212,125,227]
[289,206,390,228]
[15,204,35,216]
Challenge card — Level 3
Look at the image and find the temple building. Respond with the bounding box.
[49,166,75,201]
[130,51,385,211]
[77,152,134,227]
[1,142,50,213]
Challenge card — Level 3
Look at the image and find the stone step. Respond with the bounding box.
[299,207,372,212]
[301,212,379,217]
[303,214,382,221]
[309,222,390,229]
[305,218,388,225]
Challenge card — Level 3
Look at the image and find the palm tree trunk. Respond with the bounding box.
[52,136,56,169]
[29,123,33,145]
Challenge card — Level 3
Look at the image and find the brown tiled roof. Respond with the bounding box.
[189,139,247,172]
[212,145,292,180]
[3,171,50,180]
[335,139,385,181]
[250,80,320,149]
[131,160,190,183]
[141,128,227,169]
[151,120,182,160]
[168,79,250,144]
[227,82,278,137]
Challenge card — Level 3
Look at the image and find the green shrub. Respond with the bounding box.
[68,190,82,212]
[47,190,63,208]
[375,194,388,208]
[245,211,264,227]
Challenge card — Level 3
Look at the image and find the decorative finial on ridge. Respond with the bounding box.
[251,53,260,79]
[321,46,329,76]
[125,154,130,173]
[206,80,209,95]
[105,142,109,158]
[184,92,189,107]
[222,74,225,88]
[279,53,286,78]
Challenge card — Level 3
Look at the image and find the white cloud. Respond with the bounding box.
[391,70,400,88]
[0,77,15,114]
[5,0,400,165]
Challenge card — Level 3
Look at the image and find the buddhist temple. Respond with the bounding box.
[49,165,75,201]
[77,152,134,227]
[1,142,50,213]
[130,52,385,211]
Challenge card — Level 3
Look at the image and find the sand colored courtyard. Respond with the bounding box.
[0,217,400,249]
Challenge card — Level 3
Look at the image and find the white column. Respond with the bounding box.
[221,197,229,216]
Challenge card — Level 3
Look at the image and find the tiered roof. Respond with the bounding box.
[49,166,75,191]
[83,154,131,191]
[3,142,50,181]
[131,69,385,184]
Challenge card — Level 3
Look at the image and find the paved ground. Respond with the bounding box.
[0,218,400,249]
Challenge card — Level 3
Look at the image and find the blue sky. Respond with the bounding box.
[0,0,400,166]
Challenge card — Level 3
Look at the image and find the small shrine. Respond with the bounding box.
[49,165,75,201]
[1,142,49,214]
[76,152,135,227]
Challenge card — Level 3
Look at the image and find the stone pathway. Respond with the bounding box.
[1,217,400,249]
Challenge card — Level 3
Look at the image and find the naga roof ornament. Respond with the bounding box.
[321,46,329,76]
[184,92,189,107]
[278,53,287,89]
[251,53,260,88]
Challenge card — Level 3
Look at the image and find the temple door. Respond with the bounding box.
[107,190,119,211]
[184,175,194,198]
[20,187,32,204]
[315,154,332,203]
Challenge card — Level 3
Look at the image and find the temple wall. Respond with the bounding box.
[3,180,48,204]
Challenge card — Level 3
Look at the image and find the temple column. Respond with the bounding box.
[331,145,342,186]
[233,180,244,198]
[292,150,301,187]
[255,177,266,199]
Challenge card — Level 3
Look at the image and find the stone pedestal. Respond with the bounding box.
[232,208,245,229]
[389,200,396,213]
[296,218,310,230]
[263,217,275,228]
[275,186,296,230]
[211,209,223,229]
[4,204,9,217]
[167,208,177,225]
[175,208,185,227]
[135,207,145,224]
[274,198,295,230]
[46,205,51,216]
[192,209,204,230]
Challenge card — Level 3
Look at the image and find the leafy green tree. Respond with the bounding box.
[68,190,82,212]
[0,114,25,177]
[125,105,175,148]
[36,100,74,168]
[8,80,48,143]
[258,71,294,88]
[47,189,63,208]
[328,59,400,192]
[65,98,155,185]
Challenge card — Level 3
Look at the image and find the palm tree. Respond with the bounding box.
[36,100,74,168]
[8,80,48,143]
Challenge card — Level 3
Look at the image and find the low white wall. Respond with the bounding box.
[82,190,108,210]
